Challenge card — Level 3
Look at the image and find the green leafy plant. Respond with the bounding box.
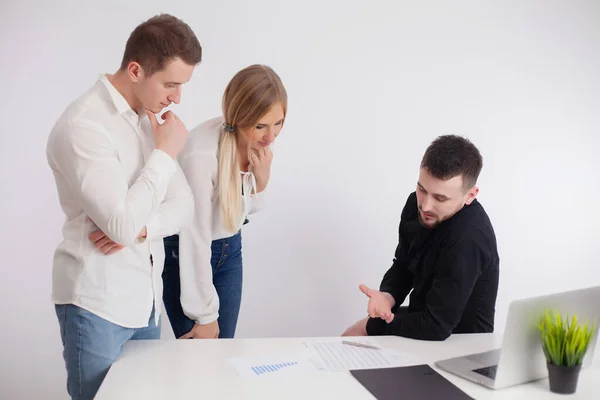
[537,310,596,367]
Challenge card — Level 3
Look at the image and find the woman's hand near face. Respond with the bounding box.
[250,147,273,192]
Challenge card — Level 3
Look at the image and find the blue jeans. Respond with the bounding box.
[54,303,160,400]
[162,232,243,339]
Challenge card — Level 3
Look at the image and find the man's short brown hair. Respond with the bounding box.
[421,135,483,190]
[120,14,202,76]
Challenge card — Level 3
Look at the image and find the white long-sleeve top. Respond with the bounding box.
[46,74,194,328]
[177,116,266,325]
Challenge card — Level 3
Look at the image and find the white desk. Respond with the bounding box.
[95,333,599,399]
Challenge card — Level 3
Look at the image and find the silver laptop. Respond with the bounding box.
[435,286,600,390]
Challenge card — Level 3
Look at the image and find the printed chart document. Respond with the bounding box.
[227,353,319,380]
[303,339,418,372]
[228,338,419,379]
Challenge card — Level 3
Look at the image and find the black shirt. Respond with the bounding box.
[365,192,500,341]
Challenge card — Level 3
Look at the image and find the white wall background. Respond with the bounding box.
[1,0,599,398]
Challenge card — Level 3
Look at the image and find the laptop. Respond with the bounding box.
[435,285,600,390]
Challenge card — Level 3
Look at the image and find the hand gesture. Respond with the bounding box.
[359,284,395,323]
[249,147,273,193]
[146,110,189,159]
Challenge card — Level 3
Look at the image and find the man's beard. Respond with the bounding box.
[418,210,440,229]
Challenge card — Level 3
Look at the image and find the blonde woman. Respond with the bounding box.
[162,65,288,339]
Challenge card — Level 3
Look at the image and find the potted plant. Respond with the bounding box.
[537,310,596,394]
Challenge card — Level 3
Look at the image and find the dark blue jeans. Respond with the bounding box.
[162,232,243,339]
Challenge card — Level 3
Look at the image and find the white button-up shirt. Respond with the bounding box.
[177,116,266,325]
[46,74,194,328]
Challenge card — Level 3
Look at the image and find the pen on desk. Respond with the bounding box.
[342,340,381,350]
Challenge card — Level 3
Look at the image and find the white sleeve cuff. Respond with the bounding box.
[146,149,176,179]
[196,312,219,325]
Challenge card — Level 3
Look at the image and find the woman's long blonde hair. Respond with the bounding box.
[218,64,288,233]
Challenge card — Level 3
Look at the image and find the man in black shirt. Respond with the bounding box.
[343,135,499,341]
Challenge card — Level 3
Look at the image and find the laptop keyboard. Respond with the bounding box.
[472,365,498,380]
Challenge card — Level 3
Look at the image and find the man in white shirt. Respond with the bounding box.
[46,14,200,400]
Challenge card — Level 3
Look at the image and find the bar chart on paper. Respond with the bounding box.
[251,361,299,376]
[228,339,420,380]
[228,355,311,379]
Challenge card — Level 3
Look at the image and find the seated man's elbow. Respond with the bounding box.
[397,329,450,341]
[430,330,452,341]
[415,329,451,341]
[423,321,453,341]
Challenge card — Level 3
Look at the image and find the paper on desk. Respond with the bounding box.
[227,352,319,379]
[227,338,419,380]
[303,338,419,372]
